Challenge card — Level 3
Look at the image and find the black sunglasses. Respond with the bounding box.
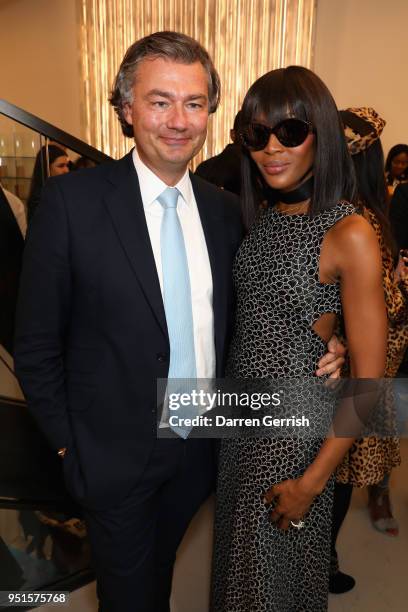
[240,118,313,150]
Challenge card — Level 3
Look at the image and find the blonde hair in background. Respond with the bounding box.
[78,0,316,166]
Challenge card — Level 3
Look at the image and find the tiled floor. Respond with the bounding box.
[36,440,408,612]
[328,438,408,612]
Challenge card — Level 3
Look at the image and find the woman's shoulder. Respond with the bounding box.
[314,200,359,235]
[318,200,358,223]
[327,207,378,252]
[321,205,382,280]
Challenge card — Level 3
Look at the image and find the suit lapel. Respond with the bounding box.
[190,173,229,375]
[103,153,168,338]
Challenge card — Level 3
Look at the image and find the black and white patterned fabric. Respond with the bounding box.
[211,202,356,612]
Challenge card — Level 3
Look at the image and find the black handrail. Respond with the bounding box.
[0,99,111,164]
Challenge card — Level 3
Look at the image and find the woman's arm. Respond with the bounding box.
[265,214,387,529]
[334,214,387,377]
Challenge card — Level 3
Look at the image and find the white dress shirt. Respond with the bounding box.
[1,185,27,237]
[132,147,215,380]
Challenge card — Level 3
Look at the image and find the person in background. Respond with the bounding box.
[0,185,25,354]
[72,156,97,171]
[384,143,408,196]
[26,144,69,224]
[195,110,242,194]
[330,108,408,594]
[390,181,408,252]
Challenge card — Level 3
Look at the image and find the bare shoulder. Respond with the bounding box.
[320,212,381,281]
[327,212,378,252]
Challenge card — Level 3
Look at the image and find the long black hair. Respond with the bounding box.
[352,139,395,254]
[27,145,67,224]
[240,66,356,229]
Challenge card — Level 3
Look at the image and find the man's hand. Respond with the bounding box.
[315,334,346,378]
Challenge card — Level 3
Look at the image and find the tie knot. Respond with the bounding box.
[158,187,179,209]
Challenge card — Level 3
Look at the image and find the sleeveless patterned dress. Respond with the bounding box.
[211,202,356,612]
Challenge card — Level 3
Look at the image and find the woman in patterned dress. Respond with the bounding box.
[329,107,408,592]
[211,67,387,612]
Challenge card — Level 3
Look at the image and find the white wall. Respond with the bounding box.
[314,0,408,157]
[0,0,81,139]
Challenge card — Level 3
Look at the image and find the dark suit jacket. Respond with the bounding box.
[0,187,24,355]
[195,144,242,195]
[390,182,408,251]
[14,152,243,509]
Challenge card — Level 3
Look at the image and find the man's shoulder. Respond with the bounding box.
[195,156,215,174]
[37,154,134,225]
[190,171,240,215]
[50,154,128,192]
[391,182,408,214]
[394,182,408,198]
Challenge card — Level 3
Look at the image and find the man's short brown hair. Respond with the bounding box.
[109,31,221,138]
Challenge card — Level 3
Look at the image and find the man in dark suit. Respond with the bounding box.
[195,111,242,195]
[390,182,408,251]
[14,32,241,612]
[14,31,343,612]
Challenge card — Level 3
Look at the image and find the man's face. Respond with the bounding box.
[124,57,210,184]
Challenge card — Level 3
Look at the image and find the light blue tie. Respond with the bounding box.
[158,187,197,438]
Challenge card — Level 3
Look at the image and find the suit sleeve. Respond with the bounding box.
[382,252,408,325]
[389,185,408,251]
[14,178,73,451]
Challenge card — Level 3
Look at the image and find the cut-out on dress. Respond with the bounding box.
[211,202,356,612]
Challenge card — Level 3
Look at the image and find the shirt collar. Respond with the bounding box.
[132,147,192,208]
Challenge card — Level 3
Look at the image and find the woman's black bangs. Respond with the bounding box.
[242,75,311,128]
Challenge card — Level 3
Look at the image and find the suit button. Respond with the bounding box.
[157,353,168,363]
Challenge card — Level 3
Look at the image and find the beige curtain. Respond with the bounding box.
[78,0,316,165]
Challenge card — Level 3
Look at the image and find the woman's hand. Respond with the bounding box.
[263,476,320,530]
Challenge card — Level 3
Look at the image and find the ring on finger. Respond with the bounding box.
[290,519,305,529]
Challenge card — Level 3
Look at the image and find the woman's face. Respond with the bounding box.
[390,152,408,178]
[249,116,315,192]
[50,155,70,176]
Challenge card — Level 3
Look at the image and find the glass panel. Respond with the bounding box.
[0,112,104,387]
[0,115,29,379]
[0,506,90,599]
[0,115,40,206]
[0,109,95,600]
[23,143,99,226]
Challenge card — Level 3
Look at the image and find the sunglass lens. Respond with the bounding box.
[241,124,270,150]
[275,119,310,147]
[241,119,310,149]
